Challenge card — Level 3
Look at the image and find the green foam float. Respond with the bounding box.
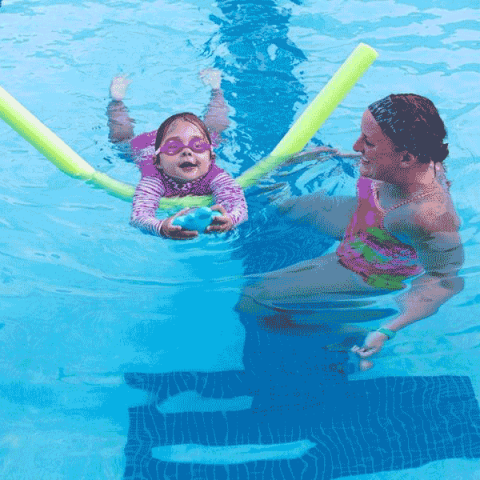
[0,43,378,209]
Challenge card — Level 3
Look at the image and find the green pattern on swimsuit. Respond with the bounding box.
[366,273,408,291]
[366,227,402,245]
[350,240,389,264]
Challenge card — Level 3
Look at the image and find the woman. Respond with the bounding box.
[237,94,464,370]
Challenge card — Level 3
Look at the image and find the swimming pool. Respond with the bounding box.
[1,0,480,478]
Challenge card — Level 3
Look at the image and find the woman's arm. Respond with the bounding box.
[384,227,464,331]
[278,193,357,240]
[353,208,464,366]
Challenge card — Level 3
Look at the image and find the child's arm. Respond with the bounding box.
[130,177,166,236]
[207,173,248,232]
[200,69,230,136]
[107,74,135,144]
[130,177,198,240]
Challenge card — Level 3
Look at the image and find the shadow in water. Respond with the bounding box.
[121,0,480,477]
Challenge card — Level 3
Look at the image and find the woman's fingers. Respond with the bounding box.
[359,360,374,371]
[351,344,379,358]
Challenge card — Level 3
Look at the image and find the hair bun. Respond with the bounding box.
[436,143,449,163]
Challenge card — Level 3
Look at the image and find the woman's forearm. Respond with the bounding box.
[383,274,464,332]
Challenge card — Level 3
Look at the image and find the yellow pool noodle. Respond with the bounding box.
[237,43,378,188]
[0,43,377,208]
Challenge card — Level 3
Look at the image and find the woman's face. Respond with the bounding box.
[353,109,406,183]
[157,120,212,183]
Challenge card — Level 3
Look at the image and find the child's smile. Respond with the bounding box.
[157,120,212,183]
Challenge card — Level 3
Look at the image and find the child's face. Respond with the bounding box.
[157,120,212,183]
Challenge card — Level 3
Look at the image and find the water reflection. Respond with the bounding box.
[120,1,475,478]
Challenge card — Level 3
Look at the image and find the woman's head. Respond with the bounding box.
[367,94,449,165]
[154,113,215,183]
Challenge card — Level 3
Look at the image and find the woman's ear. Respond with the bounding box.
[210,152,216,162]
[400,151,417,167]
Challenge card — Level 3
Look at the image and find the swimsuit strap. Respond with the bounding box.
[373,181,441,215]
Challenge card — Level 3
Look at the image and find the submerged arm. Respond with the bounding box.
[353,212,464,365]
[203,88,230,136]
[200,68,230,136]
[107,101,135,144]
[278,193,357,240]
[380,200,464,336]
[107,75,135,144]
[385,227,464,333]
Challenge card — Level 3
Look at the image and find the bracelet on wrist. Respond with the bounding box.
[376,327,396,340]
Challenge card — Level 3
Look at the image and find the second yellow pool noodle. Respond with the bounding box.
[0,43,377,208]
[237,43,378,188]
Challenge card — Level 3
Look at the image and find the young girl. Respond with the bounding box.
[107,70,248,239]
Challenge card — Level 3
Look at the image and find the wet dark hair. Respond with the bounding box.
[153,112,213,167]
[368,94,449,165]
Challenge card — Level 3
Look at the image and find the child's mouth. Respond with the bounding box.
[179,161,198,170]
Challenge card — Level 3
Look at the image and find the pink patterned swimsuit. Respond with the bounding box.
[336,176,425,291]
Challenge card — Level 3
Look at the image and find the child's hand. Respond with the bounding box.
[110,74,132,101]
[160,209,199,240]
[206,204,233,233]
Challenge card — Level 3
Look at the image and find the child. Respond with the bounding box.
[107,70,248,239]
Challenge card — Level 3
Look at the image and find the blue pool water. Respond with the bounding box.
[1,0,480,478]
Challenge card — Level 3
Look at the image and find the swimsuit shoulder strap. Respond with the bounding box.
[377,181,442,215]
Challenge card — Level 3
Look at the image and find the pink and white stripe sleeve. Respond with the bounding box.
[130,176,167,236]
[210,173,248,226]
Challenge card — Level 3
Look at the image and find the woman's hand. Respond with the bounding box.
[289,146,361,164]
[160,209,199,240]
[110,74,132,101]
[206,204,233,233]
[350,330,389,371]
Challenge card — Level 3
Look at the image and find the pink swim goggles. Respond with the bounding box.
[155,137,213,156]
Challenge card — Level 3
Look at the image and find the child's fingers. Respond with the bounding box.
[206,225,225,233]
[177,230,198,239]
[207,222,233,233]
[166,227,198,239]
[210,204,227,215]
[210,215,228,224]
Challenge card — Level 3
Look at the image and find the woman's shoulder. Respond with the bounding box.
[387,187,460,238]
